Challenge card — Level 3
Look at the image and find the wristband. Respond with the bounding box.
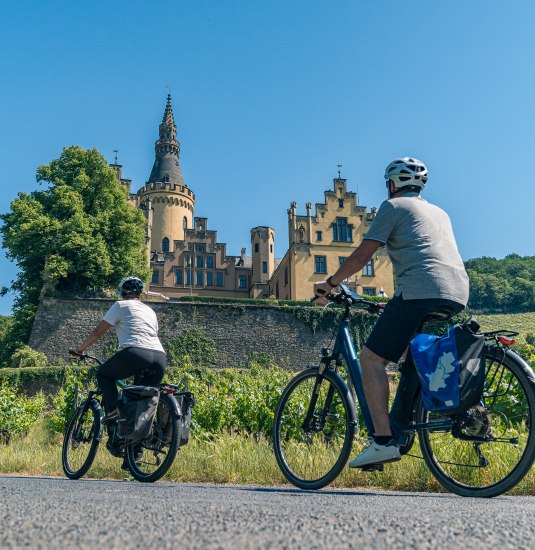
[326,276,337,288]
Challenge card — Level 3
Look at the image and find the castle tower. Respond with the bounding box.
[251,226,275,284]
[138,94,195,253]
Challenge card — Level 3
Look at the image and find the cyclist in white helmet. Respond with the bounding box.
[73,276,166,426]
[314,158,469,468]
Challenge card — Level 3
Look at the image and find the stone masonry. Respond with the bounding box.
[29,297,339,369]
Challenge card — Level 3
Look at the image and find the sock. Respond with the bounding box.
[374,435,392,446]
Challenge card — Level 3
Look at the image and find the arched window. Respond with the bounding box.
[162,237,170,252]
[164,174,170,183]
[183,216,188,229]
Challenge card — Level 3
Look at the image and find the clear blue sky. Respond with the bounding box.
[1,1,534,315]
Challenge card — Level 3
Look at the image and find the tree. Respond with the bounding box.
[0,146,149,362]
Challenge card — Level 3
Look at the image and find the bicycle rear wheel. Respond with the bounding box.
[418,348,535,497]
[273,367,356,490]
[62,399,102,479]
[126,393,180,482]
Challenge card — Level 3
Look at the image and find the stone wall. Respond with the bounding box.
[28,297,340,369]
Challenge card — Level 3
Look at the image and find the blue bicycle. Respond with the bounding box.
[272,285,535,497]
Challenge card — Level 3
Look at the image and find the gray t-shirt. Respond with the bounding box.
[103,300,165,353]
[364,194,469,304]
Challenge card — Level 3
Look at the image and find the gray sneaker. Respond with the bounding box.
[349,438,401,468]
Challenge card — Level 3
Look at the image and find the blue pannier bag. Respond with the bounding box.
[410,318,486,415]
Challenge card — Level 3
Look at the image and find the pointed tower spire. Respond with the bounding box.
[147,94,186,186]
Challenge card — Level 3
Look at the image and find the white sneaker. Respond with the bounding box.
[349,438,401,468]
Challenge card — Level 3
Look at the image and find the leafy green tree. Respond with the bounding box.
[466,255,535,312]
[0,146,149,362]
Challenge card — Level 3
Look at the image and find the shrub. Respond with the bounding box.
[0,384,46,443]
[48,367,96,433]
[10,346,48,369]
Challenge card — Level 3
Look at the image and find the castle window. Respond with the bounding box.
[206,272,213,286]
[332,217,352,242]
[206,256,214,269]
[176,271,183,285]
[196,255,204,268]
[216,272,224,287]
[362,259,375,277]
[338,199,344,208]
[183,216,188,229]
[314,256,327,274]
[151,270,159,284]
[362,287,376,296]
[196,244,205,253]
[270,244,273,253]
[255,243,259,253]
[162,238,170,252]
[284,267,288,285]
[316,231,322,241]
[276,281,279,298]
[239,275,247,289]
[186,270,191,285]
[164,174,170,183]
[263,261,268,274]
[339,257,347,267]
[184,254,192,267]
[196,271,203,286]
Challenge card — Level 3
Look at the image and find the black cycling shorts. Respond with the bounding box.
[364,294,465,363]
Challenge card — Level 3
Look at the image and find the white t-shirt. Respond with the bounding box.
[103,300,165,353]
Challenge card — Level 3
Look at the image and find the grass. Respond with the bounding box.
[1,420,534,496]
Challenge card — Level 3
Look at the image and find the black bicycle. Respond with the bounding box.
[273,285,535,497]
[62,353,191,483]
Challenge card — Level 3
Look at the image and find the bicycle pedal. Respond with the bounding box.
[361,463,384,472]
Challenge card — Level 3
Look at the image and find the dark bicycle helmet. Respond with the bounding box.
[118,276,144,298]
[385,157,428,191]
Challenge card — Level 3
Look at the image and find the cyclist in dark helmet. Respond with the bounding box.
[73,276,166,426]
[314,157,469,468]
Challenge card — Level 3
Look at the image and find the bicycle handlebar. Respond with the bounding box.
[68,350,104,366]
[311,284,386,313]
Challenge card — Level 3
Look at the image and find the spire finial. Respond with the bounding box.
[337,164,342,178]
[113,149,119,164]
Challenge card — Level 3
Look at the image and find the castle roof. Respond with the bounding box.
[147,94,187,187]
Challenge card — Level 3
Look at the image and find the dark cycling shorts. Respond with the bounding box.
[364,294,465,363]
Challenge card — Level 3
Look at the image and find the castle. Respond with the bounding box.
[110,95,394,300]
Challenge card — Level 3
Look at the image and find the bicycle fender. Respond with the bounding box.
[324,368,358,427]
[503,349,535,386]
[90,398,105,441]
[164,393,182,419]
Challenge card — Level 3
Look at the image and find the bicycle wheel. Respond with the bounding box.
[418,348,535,497]
[62,399,102,479]
[126,392,180,482]
[273,367,356,490]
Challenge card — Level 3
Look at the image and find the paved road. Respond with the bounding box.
[0,476,534,549]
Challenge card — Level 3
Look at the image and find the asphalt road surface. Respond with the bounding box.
[0,476,534,549]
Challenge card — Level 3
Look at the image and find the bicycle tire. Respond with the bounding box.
[126,392,180,483]
[418,348,535,497]
[273,367,356,490]
[62,399,102,479]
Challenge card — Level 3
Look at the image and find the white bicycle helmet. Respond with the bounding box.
[384,157,428,190]
[117,276,144,297]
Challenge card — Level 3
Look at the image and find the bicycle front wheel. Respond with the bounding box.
[126,392,180,482]
[273,367,356,490]
[418,348,535,497]
[62,399,102,479]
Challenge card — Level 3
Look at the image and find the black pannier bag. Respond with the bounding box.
[117,386,160,442]
[174,392,195,446]
[410,318,486,415]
